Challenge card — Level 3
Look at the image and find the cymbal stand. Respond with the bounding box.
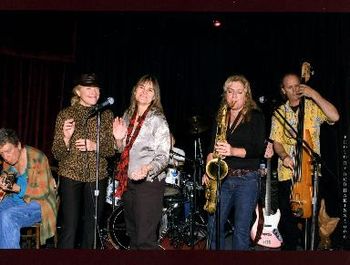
[187,133,205,248]
[169,137,207,249]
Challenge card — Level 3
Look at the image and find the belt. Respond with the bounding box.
[227,168,256,177]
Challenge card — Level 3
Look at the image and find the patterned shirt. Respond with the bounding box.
[52,103,115,182]
[269,98,328,181]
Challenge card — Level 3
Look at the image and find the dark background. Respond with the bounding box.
[0,1,349,249]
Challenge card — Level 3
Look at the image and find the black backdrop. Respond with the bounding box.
[0,11,349,248]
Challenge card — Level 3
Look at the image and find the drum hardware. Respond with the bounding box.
[105,136,208,250]
[106,178,120,207]
[106,202,130,250]
[106,178,207,250]
[164,147,187,197]
[187,115,209,135]
[185,117,207,249]
[164,167,182,197]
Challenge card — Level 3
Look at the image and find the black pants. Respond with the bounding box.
[278,179,302,250]
[58,177,107,249]
[123,178,165,250]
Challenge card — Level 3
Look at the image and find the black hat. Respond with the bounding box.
[76,73,99,87]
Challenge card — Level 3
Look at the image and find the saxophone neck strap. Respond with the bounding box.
[227,109,243,135]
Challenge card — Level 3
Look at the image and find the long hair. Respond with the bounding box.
[126,74,164,116]
[222,74,259,123]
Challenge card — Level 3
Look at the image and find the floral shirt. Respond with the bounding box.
[269,98,329,181]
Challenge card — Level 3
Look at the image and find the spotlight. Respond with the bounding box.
[213,19,222,27]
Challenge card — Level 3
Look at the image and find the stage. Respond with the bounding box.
[1,249,350,265]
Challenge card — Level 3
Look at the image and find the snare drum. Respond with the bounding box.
[165,167,181,186]
[164,167,181,196]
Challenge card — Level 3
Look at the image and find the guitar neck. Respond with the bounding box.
[265,158,272,215]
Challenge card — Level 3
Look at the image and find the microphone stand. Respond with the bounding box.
[192,135,200,248]
[273,107,322,250]
[93,111,101,249]
[215,159,221,250]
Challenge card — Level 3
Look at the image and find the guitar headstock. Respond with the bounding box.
[301,61,314,83]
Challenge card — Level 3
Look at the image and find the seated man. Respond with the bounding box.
[0,128,57,249]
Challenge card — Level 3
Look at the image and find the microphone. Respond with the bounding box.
[258,95,278,105]
[89,97,114,116]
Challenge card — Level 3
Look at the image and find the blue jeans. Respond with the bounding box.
[207,171,259,250]
[0,197,41,249]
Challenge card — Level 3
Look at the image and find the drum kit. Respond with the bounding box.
[106,155,207,250]
[105,115,209,250]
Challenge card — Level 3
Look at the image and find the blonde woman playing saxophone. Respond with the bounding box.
[202,75,265,250]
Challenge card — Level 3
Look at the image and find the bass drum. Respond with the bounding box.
[107,202,178,250]
[107,203,130,250]
[107,200,207,250]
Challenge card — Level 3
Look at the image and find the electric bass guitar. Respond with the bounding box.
[250,158,283,248]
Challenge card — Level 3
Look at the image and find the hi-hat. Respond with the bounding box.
[187,115,209,135]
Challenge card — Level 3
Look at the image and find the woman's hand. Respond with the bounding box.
[75,139,97,152]
[130,164,152,180]
[63,119,75,140]
[113,117,127,141]
[202,174,210,186]
[63,118,75,149]
[264,142,274,159]
[215,141,232,157]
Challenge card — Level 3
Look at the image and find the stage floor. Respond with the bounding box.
[2,250,350,265]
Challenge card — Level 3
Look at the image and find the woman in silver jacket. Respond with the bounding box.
[113,74,170,249]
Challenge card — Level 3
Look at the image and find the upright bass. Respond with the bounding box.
[290,62,314,219]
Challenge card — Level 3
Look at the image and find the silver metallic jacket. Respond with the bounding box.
[121,108,171,182]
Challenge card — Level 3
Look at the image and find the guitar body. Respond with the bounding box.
[290,62,314,219]
[0,171,17,201]
[0,189,6,201]
[251,157,283,248]
[290,129,313,218]
[251,206,283,248]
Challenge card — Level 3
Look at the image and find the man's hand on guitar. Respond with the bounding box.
[0,172,18,192]
[282,155,294,170]
[0,176,12,191]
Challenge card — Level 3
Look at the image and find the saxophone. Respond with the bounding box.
[203,101,229,214]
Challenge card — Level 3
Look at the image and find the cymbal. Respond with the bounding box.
[187,115,209,134]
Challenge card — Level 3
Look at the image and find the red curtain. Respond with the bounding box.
[0,55,68,162]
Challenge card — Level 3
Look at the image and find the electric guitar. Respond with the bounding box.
[0,171,17,201]
[250,158,283,248]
